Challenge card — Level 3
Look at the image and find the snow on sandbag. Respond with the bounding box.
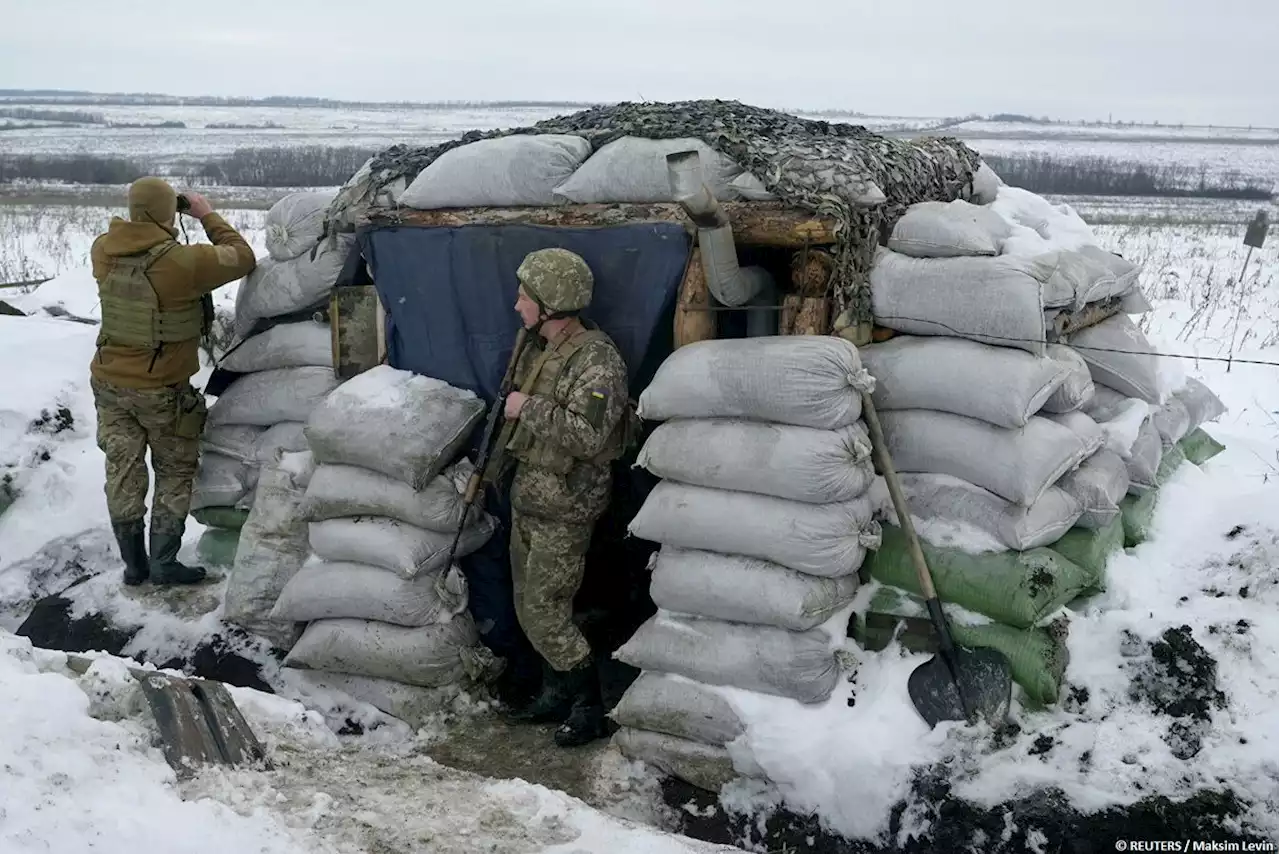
[1179,427,1226,466]
[1041,344,1095,414]
[649,546,859,632]
[878,410,1094,507]
[637,336,872,429]
[223,451,316,647]
[990,186,1095,250]
[968,161,1004,205]
[254,421,309,460]
[887,199,1013,258]
[1082,387,1150,459]
[265,191,335,262]
[270,556,468,628]
[614,727,762,793]
[301,460,474,531]
[191,450,251,511]
[1126,418,1163,495]
[1151,397,1192,448]
[1043,410,1105,458]
[201,424,264,462]
[611,672,745,747]
[1173,377,1226,431]
[283,613,480,688]
[1067,313,1160,403]
[1055,449,1129,530]
[635,418,874,504]
[628,481,880,578]
[309,514,496,580]
[207,367,340,428]
[399,134,592,208]
[860,336,1068,429]
[234,234,353,338]
[897,474,1081,552]
[305,365,484,490]
[615,611,841,704]
[219,320,332,374]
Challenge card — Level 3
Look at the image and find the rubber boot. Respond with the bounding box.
[553,659,613,748]
[507,658,591,725]
[148,513,207,585]
[112,519,149,587]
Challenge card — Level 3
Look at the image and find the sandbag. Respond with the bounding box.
[870,247,1049,356]
[628,481,880,578]
[265,191,335,262]
[191,506,250,531]
[255,421,309,460]
[867,525,1093,628]
[649,546,858,632]
[1120,490,1158,548]
[887,199,1013,258]
[1126,418,1162,495]
[611,672,745,747]
[1055,449,1129,529]
[309,515,496,580]
[968,161,1004,205]
[637,336,872,429]
[898,474,1081,552]
[283,613,479,688]
[860,336,1067,428]
[301,461,473,531]
[1067,314,1160,403]
[219,321,332,374]
[207,367,340,428]
[878,410,1093,507]
[1041,344,1095,414]
[234,234,353,337]
[305,365,484,490]
[1043,410,1105,458]
[195,526,240,567]
[201,424,265,462]
[289,670,462,726]
[191,450,251,511]
[223,451,315,647]
[1180,428,1226,466]
[270,557,468,628]
[615,611,840,704]
[1151,397,1192,448]
[614,727,761,794]
[1076,245,1140,303]
[635,418,874,504]
[1174,377,1226,430]
[1048,517,1123,590]
[400,134,592,208]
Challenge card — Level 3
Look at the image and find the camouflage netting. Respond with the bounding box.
[323,99,984,323]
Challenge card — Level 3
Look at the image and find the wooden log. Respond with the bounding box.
[781,295,831,336]
[674,247,717,348]
[365,201,838,249]
[1047,296,1123,341]
[790,248,835,297]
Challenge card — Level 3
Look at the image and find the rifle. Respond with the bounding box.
[443,326,531,568]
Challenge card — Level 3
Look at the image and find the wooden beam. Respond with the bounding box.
[364,201,838,248]
[674,247,717,348]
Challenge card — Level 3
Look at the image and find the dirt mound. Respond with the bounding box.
[1127,625,1228,759]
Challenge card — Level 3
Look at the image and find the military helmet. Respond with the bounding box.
[516,248,594,314]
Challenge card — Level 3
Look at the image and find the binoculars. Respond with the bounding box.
[176,194,191,214]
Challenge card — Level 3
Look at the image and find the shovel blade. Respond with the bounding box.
[908,646,1012,728]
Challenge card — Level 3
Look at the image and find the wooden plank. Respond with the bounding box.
[330,285,384,379]
[673,247,717,348]
[1048,296,1124,341]
[781,295,832,336]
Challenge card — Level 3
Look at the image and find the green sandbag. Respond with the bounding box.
[865,525,1093,629]
[1122,446,1187,547]
[1157,442,1187,483]
[853,586,1068,706]
[1048,517,1124,592]
[196,526,241,567]
[192,506,251,531]
[1179,428,1226,466]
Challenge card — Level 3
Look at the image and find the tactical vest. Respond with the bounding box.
[98,241,206,350]
[505,324,639,475]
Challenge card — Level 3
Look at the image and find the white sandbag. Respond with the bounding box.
[270,557,468,627]
[305,365,484,490]
[1055,449,1129,529]
[1126,418,1162,495]
[614,727,762,793]
[629,481,879,578]
[223,451,316,646]
[887,199,1012,258]
[1076,245,1141,303]
[1119,287,1153,314]
[191,450,251,511]
[728,171,777,201]
[301,461,473,531]
[283,613,479,688]
[870,247,1048,356]
[614,611,840,704]
[878,410,1093,507]
[990,186,1096,251]
[1152,397,1192,448]
[636,418,873,504]
[650,546,859,632]
[1043,410,1105,458]
[969,161,1004,205]
[400,134,592,209]
[552,136,743,204]
[860,336,1067,428]
[207,367,340,428]
[1174,378,1226,429]
[1041,344,1095,414]
[254,421,309,461]
[265,191,335,262]
[289,670,462,726]
[219,321,332,374]
[234,234,353,338]
[201,424,265,463]
[637,336,872,429]
[898,474,1081,552]
[1082,385,1152,458]
[309,515,495,580]
[611,672,745,747]
[1068,314,1160,403]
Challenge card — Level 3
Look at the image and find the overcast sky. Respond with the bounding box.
[1,0,1276,126]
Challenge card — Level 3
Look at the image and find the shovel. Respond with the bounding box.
[860,392,1013,728]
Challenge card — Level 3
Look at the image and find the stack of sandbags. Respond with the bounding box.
[273,365,501,718]
[612,336,881,791]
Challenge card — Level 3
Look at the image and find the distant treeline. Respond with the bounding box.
[0,107,104,123]
[983,154,1275,200]
[0,90,596,111]
[192,146,378,187]
[0,154,147,185]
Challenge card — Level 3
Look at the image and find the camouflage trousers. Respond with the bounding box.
[509,510,595,672]
[90,377,208,524]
